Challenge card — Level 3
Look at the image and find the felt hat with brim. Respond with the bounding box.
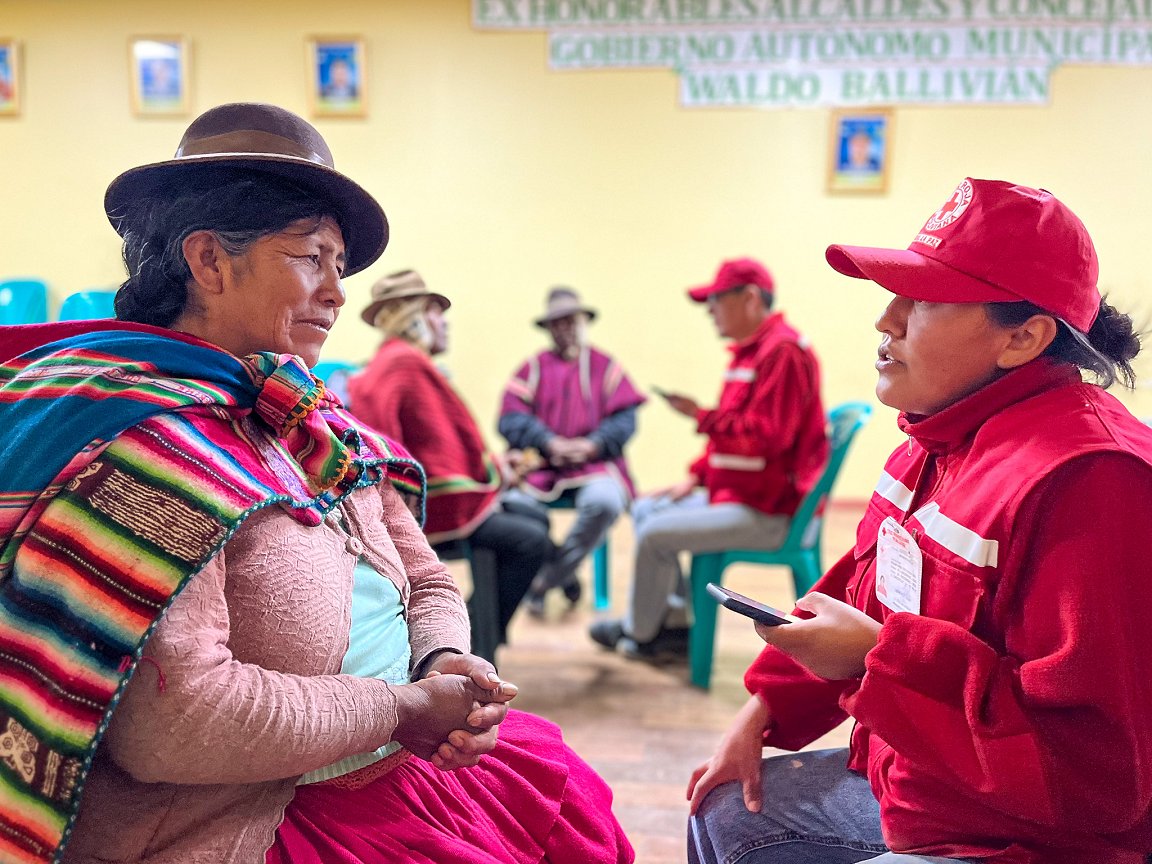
[104,102,388,277]
[534,287,597,328]
[360,269,451,326]
[825,177,1101,333]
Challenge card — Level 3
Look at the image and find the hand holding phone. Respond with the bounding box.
[706,583,799,626]
[653,387,700,418]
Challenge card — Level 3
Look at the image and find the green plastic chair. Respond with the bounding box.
[687,401,873,689]
[0,279,49,324]
[58,289,117,321]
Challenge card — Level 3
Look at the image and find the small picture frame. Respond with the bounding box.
[827,108,892,195]
[129,36,189,116]
[0,40,21,117]
[308,37,366,118]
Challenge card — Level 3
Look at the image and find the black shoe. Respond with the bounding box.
[589,618,626,650]
[620,627,690,662]
[525,590,546,619]
[561,576,583,608]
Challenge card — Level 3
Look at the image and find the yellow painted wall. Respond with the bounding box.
[3,0,1152,501]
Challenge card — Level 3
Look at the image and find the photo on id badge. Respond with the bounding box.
[875,517,922,614]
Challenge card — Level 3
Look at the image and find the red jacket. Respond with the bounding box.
[690,312,826,516]
[745,359,1152,863]
[347,339,502,543]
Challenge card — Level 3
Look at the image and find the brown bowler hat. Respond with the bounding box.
[360,269,451,326]
[104,102,388,276]
[534,286,597,328]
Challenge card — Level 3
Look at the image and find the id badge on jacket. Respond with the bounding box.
[875,516,922,615]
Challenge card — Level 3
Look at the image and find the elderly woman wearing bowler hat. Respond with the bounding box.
[0,104,632,864]
[686,179,1152,863]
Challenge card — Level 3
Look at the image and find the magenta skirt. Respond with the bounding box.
[266,710,634,864]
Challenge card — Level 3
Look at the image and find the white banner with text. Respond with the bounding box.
[473,0,1152,106]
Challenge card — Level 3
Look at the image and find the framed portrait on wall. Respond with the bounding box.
[0,40,21,116]
[129,36,189,116]
[827,108,892,194]
[308,37,366,118]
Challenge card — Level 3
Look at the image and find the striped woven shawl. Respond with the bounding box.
[0,323,424,864]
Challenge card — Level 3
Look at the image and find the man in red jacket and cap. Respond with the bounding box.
[590,257,827,659]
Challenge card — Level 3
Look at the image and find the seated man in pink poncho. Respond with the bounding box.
[498,287,646,617]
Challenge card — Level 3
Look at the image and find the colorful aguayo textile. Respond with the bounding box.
[0,322,424,864]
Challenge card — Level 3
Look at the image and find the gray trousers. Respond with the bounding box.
[504,475,628,591]
[627,490,789,643]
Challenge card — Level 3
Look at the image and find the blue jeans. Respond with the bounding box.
[689,749,972,864]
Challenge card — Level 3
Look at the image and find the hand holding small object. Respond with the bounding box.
[754,592,881,680]
[655,388,700,418]
[503,448,544,484]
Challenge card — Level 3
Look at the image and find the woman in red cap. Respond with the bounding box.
[687,178,1152,864]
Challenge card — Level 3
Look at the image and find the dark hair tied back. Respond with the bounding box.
[987,297,1141,390]
[113,171,341,328]
[114,205,193,327]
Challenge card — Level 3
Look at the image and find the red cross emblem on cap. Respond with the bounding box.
[923,179,974,232]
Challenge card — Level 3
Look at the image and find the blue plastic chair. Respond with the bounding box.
[687,401,873,689]
[58,289,117,321]
[312,360,359,407]
[312,359,359,381]
[0,279,49,324]
[546,489,611,610]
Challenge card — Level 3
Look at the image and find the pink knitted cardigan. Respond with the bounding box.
[62,479,470,864]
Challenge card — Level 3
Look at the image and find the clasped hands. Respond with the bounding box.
[545,436,599,467]
[392,652,517,771]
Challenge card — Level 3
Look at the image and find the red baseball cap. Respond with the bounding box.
[688,257,775,303]
[825,178,1101,333]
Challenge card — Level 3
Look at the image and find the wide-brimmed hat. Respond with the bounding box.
[534,287,597,328]
[825,177,1100,333]
[688,258,775,303]
[104,102,388,277]
[360,269,451,326]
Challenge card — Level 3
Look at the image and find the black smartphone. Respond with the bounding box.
[706,583,797,626]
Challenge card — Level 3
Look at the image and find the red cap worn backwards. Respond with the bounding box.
[688,257,775,303]
[825,178,1101,333]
